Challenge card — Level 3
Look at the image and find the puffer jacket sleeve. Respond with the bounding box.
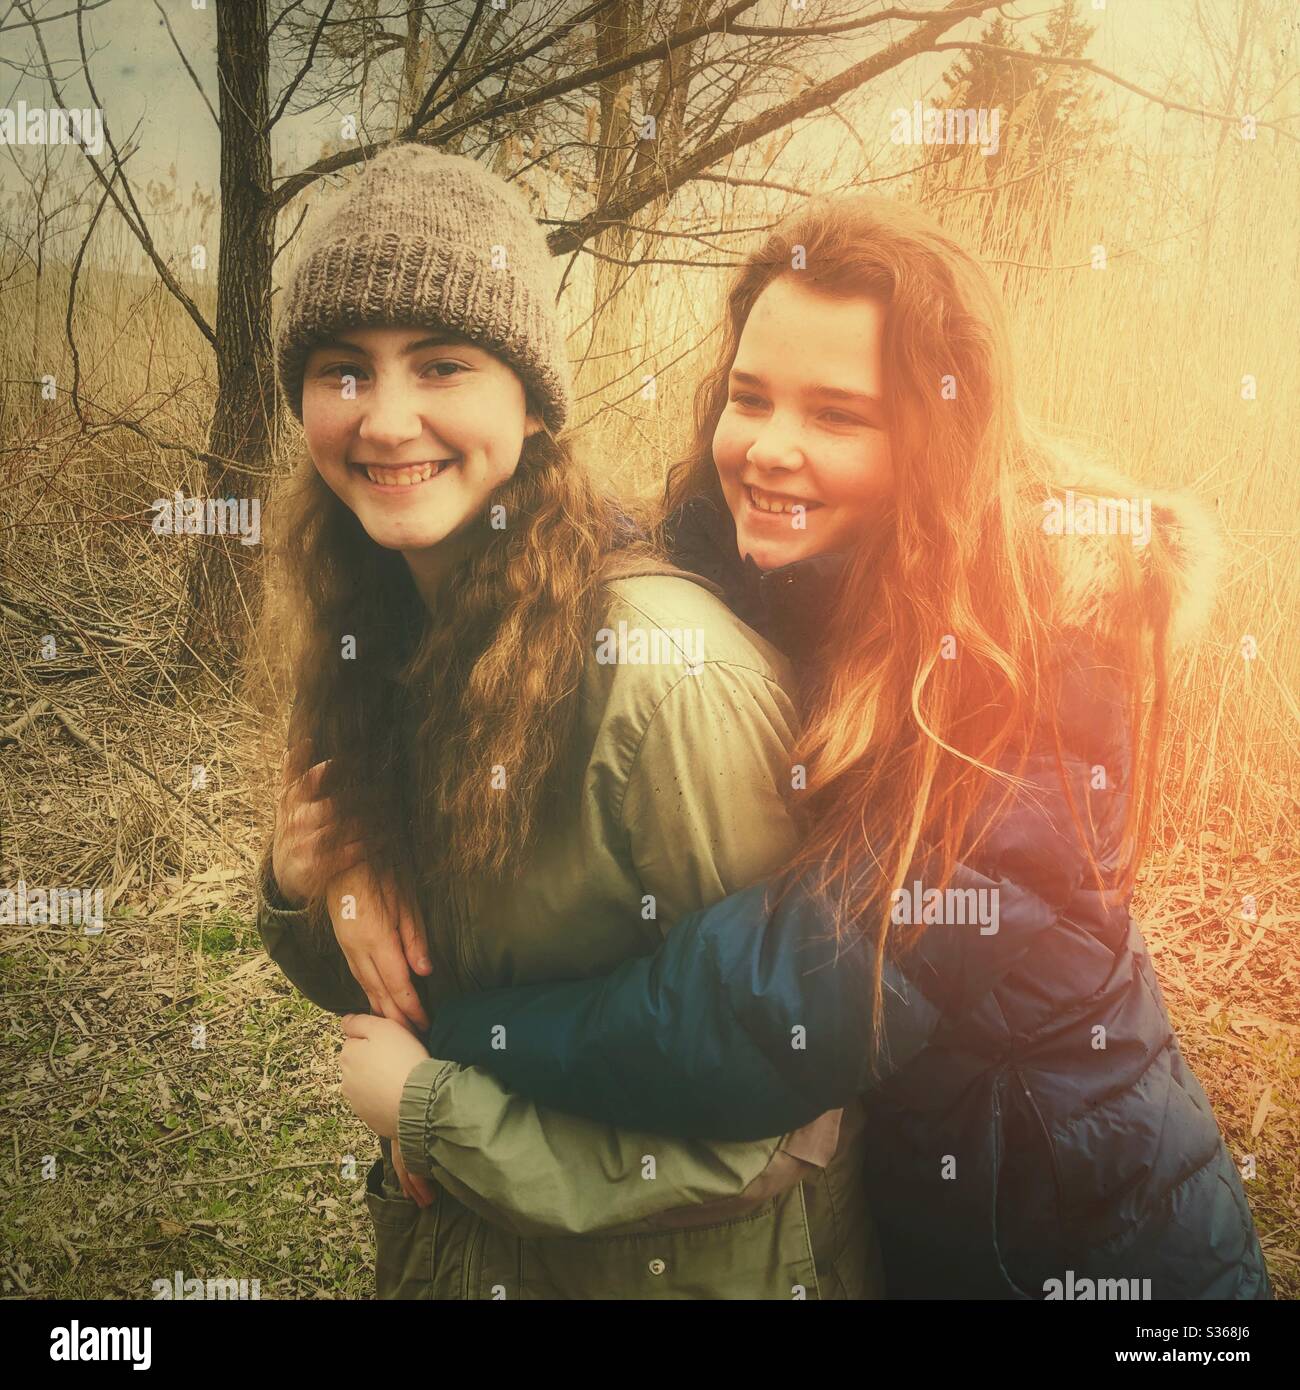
[398,660,847,1235]
[419,875,933,1142]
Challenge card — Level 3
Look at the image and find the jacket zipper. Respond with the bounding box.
[462,1218,484,1301]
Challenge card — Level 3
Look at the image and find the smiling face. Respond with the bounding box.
[711,276,895,572]
[301,325,542,593]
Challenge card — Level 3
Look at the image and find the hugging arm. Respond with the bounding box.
[423,739,1104,1142]
[255,850,798,1239]
[252,770,797,1235]
[422,875,885,1142]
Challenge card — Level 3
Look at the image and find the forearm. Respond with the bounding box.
[415,700,1103,1149]
[425,878,895,1141]
[420,761,1098,1143]
[397,1056,796,1238]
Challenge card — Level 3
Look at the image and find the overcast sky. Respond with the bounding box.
[0,1,1277,225]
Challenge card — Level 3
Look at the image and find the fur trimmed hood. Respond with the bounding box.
[1046,457,1222,649]
[664,461,1222,662]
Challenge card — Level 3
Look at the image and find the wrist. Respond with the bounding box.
[263,851,306,911]
[270,875,306,911]
[398,1057,458,1180]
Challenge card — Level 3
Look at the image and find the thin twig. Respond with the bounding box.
[0,700,50,742]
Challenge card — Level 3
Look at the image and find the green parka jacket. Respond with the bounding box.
[257,568,881,1300]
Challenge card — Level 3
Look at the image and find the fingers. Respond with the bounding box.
[350,958,410,1033]
[321,834,370,883]
[282,737,315,785]
[350,971,386,1020]
[295,759,333,799]
[304,823,359,874]
[329,873,426,1032]
[286,798,335,843]
[364,876,429,1029]
[391,1139,413,1201]
[398,903,433,977]
[374,935,429,1032]
[339,1012,375,1038]
[290,827,367,906]
[278,742,316,816]
[279,755,332,823]
[392,1139,434,1209]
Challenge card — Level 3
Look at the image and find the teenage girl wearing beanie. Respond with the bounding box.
[255,144,879,1300]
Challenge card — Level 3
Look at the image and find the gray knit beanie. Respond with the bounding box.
[275,143,570,431]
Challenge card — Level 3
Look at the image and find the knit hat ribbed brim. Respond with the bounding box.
[275,144,571,431]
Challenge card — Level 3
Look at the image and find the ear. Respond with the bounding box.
[523,409,545,440]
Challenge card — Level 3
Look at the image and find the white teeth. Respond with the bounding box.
[748,485,809,515]
[363,461,445,486]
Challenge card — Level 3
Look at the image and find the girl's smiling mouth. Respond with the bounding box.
[745,482,823,515]
[352,459,457,488]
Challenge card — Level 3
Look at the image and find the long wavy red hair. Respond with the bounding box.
[666,195,1174,1063]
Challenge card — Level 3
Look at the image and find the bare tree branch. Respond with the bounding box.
[151,0,220,131]
[64,154,122,429]
[422,0,620,125]
[695,170,811,196]
[266,0,337,131]
[406,0,489,132]
[546,0,1003,256]
[729,2,1009,40]
[271,0,765,211]
[73,1,217,339]
[0,0,110,34]
[271,202,309,266]
[8,376,273,478]
[431,0,764,148]
[267,0,312,44]
[13,0,215,345]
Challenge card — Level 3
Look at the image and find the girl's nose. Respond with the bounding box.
[746,418,804,472]
[356,380,422,447]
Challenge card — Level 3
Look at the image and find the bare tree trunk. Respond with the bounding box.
[180,0,277,683]
[577,0,643,399]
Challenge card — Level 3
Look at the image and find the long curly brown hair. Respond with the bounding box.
[255,420,648,966]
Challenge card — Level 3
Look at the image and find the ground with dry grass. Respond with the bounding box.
[1,672,1296,1300]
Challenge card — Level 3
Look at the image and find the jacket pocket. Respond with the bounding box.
[518,1189,819,1300]
[993,1068,1066,1298]
[364,1155,438,1300]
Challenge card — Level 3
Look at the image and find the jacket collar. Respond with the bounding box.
[662,495,848,665]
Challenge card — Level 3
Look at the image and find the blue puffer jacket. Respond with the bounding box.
[425,490,1271,1300]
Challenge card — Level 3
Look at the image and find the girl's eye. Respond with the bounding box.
[424,359,468,378]
[730,393,766,409]
[821,410,867,426]
[320,362,365,380]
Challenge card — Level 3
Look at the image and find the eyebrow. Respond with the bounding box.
[729,369,883,411]
[312,332,471,357]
